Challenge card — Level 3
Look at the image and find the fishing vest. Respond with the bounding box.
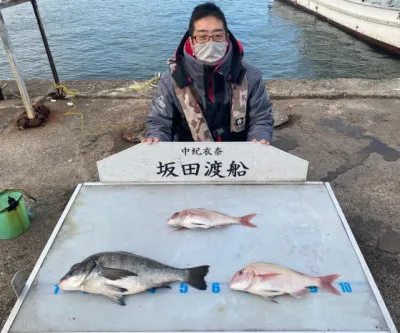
[169,59,248,142]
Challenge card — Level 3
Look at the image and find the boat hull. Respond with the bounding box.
[278,0,400,55]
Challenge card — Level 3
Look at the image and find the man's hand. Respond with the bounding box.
[141,137,160,144]
[252,139,270,145]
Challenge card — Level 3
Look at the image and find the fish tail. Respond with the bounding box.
[318,274,341,295]
[239,214,257,228]
[185,265,210,290]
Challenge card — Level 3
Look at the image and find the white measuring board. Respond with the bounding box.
[2,183,397,333]
[97,142,309,182]
[2,144,397,333]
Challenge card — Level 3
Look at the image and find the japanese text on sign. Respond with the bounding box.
[181,147,223,156]
[156,160,249,178]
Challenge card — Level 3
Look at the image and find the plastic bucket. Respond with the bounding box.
[0,190,31,239]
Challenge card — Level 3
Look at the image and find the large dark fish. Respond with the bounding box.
[59,251,209,305]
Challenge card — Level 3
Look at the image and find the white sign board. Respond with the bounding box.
[97,142,309,183]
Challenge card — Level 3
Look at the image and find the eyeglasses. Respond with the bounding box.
[193,33,226,44]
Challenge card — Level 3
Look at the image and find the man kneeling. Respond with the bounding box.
[143,2,274,144]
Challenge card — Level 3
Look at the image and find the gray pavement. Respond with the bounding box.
[0,79,399,330]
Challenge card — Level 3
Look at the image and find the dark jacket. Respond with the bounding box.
[145,30,274,142]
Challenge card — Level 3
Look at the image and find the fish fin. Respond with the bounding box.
[262,295,279,303]
[186,265,210,290]
[146,285,171,293]
[239,214,257,228]
[154,285,172,290]
[257,273,281,280]
[192,222,207,227]
[318,274,341,295]
[170,227,186,232]
[105,284,128,293]
[215,225,229,229]
[104,293,126,306]
[290,288,309,298]
[100,267,138,280]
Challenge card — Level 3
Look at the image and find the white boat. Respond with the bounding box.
[279,0,400,55]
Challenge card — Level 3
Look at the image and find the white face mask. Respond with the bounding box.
[193,41,228,65]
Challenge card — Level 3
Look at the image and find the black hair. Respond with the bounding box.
[188,2,228,36]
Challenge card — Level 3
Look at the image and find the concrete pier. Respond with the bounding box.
[0,78,399,329]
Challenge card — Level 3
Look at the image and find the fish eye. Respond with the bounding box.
[238,270,243,275]
[171,212,179,218]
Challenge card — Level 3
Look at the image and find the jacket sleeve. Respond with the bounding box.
[246,70,274,142]
[145,73,176,142]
